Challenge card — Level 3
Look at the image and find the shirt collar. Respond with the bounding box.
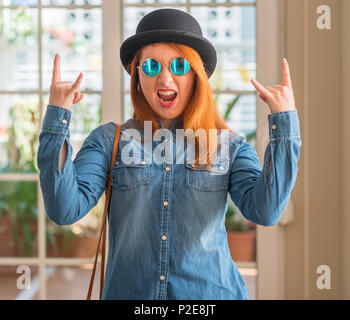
[157,117,183,135]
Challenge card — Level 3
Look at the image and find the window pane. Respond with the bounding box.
[0,266,38,300]
[216,93,256,139]
[0,95,39,173]
[0,8,38,90]
[123,6,186,40]
[41,8,102,92]
[41,0,101,5]
[190,6,256,91]
[0,181,38,257]
[32,266,100,299]
[124,0,186,4]
[0,0,38,6]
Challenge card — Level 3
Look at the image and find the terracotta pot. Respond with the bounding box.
[47,234,100,258]
[226,229,256,262]
[247,221,256,229]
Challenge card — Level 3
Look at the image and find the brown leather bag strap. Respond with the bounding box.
[86,123,121,300]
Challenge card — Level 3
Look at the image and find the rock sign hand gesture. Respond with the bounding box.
[250,58,296,114]
[49,53,84,111]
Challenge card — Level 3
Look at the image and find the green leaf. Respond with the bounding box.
[224,95,241,121]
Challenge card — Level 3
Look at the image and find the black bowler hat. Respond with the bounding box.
[120,8,217,79]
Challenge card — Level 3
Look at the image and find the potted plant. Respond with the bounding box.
[225,200,256,262]
[46,224,101,258]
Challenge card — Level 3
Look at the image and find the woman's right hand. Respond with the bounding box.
[48,53,84,111]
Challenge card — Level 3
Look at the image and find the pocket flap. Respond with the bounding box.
[114,158,152,169]
[184,159,229,174]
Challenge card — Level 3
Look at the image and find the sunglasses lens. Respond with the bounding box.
[141,58,161,77]
[171,57,190,76]
[140,57,190,77]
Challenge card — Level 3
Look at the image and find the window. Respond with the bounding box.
[0,0,103,300]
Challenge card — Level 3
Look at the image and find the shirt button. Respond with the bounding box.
[161,235,167,240]
[160,275,165,281]
[62,119,67,124]
[163,201,168,206]
[140,160,146,165]
[165,166,171,171]
[271,124,277,130]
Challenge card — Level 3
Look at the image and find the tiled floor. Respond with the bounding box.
[32,265,101,300]
[0,266,39,300]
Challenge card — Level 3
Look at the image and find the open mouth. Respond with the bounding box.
[157,91,177,103]
[157,90,178,107]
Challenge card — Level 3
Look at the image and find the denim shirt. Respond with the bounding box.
[38,105,302,300]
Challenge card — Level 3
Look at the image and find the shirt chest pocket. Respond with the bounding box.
[112,159,151,190]
[185,160,230,192]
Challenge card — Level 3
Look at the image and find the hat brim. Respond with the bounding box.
[120,30,217,79]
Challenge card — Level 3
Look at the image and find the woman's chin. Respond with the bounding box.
[154,104,183,118]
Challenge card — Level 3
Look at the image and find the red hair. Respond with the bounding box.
[126,42,239,167]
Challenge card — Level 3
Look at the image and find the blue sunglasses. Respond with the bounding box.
[137,57,191,77]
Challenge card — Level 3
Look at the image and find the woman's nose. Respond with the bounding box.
[158,65,174,82]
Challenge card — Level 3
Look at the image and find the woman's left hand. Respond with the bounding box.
[250,58,296,114]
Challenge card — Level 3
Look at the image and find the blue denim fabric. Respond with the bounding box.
[38,105,302,300]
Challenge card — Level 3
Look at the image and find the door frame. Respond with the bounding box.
[256,0,286,300]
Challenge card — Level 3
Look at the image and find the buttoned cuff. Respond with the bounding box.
[42,105,72,134]
[268,109,300,140]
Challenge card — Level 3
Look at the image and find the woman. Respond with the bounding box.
[38,8,302,300]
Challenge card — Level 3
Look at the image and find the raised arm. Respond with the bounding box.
[228,110,302,226]
[37,106,111,225]
[37,54,111,225]
[229,58,302,225]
